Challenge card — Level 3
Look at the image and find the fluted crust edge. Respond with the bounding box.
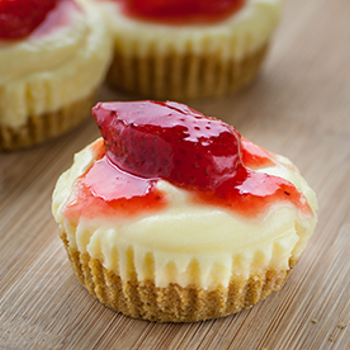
[60,229,297,322]
[0,90,97,151]
[107,43,268,100]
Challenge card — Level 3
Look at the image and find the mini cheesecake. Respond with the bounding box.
[0,0,112,151]
[52,101,317,322]
[95,0,282,99]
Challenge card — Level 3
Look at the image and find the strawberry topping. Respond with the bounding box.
[88,101,313,218]
[119,0,246,24]
[0,0,59,40]
[64,153,167,223]
[93,101,242,191]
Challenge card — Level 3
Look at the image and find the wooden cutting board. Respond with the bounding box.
[1,0,350,349]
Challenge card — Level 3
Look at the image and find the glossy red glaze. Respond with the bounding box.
[68,101,313,220]
[196,166,310,218]
[64,152,167,222]
[118,0,246,24]
[93,101,242,191]
[0,0,60,40]
[241,138,276,169]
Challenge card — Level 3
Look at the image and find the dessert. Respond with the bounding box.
[52,101,318,322]
[95,0,282,99]
[0,0,112,151]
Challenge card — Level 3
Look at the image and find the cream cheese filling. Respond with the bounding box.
[0,0,112,128]
[53,138,317,289]
[96,0,282,59]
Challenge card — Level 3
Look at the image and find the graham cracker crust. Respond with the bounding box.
[0,90,97,151]
[60,230,296,323]
[107,44,268,100]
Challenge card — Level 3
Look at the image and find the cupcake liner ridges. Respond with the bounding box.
[107,44,268,100]
[60,230,296,322]
[0,90,97,151]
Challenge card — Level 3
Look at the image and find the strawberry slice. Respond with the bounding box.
[92,101,242,191]
[0,0,59,40]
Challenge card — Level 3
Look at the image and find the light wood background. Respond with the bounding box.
[1,0,350,349]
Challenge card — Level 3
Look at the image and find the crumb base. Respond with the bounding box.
[0,90,97,151]
[107,44,268,100]
[60,230,297,322]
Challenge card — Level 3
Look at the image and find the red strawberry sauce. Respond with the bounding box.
[0,0,75,40]
[115,0,246,25]
[64,101,313,222]
[65,146,167,221]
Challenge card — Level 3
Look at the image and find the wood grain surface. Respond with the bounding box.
[1,0,350,349]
